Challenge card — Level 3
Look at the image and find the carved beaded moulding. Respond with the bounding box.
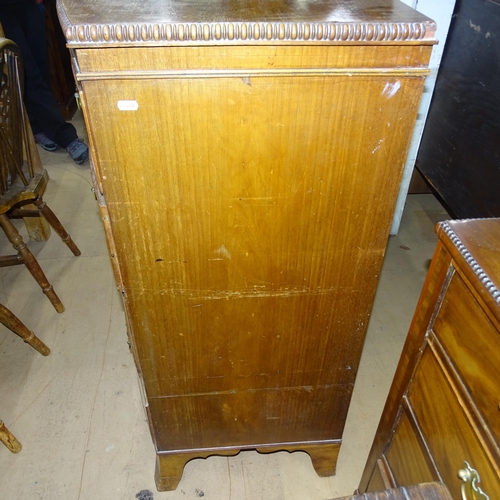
[60,20,430,45]
[440,221,500,307]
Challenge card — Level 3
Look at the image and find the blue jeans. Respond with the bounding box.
[0,0,77,148]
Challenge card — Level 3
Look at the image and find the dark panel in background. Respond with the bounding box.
[417,0,500,218]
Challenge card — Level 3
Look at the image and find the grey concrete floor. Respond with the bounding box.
[0,114,449,500]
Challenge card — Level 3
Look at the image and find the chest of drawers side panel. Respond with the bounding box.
[77,67,427,451]
[59,0,436,490]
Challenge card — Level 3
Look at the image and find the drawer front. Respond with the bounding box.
[433,271,500,445]
[386,409,435,487]
[408,348,499,499]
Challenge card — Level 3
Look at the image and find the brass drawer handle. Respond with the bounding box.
[458,461,489,500]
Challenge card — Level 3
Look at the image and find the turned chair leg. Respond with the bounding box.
[33,197,81,256]
[0,303,50,355]
[0,214,65,313]
[0,420,22,453]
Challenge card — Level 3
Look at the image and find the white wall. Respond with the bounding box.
[390,0,456,234]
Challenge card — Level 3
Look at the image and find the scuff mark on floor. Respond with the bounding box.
[135,490,154,500]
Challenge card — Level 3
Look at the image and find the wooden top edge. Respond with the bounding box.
[437,219,500,311]
[57,0,436,46]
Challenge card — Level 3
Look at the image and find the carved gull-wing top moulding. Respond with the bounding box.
[57,0,436,46]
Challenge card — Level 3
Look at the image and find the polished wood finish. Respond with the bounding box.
[57,0,436,46]
[337,482,453,500]
[59,0,435,491]
[0,38,81,313]
[359,219,500,499]
[385,411,436,487]
[366,464,388,494]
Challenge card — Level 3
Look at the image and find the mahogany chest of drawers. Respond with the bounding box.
[359,219,500,499]
[58,0,435,490]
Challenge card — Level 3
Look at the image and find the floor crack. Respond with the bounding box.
[76,288,114,500]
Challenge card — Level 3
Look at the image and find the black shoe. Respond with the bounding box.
[66,138,89,165]
[34,132,59,152]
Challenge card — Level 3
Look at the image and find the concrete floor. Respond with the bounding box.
[0,114,449,500]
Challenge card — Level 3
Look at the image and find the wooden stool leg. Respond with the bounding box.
[0,420,22,453]
[0,303,50,355]
[0,214,65,313]
[33,197,81,256]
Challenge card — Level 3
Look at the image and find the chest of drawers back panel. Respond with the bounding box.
[359,219,500,499]
[58,0,435,490]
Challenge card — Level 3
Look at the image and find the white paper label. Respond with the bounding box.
[117,100,139,111]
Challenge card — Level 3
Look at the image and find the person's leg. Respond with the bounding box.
[0,8,53,149]
[0,6,42,133]
[1,3,88,164]
[14,1,51,89]
[2,1,79,149]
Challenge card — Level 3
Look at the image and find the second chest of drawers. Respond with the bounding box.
[359,219,500,499]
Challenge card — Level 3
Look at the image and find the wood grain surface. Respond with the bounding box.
[82,71,425,450]
[64,0,434,490]
[385,410,436,486]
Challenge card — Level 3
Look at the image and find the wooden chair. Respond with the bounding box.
[0,38,80,313]
[0,302,50,355]
[0,301,51,453]
[0,420,22,453]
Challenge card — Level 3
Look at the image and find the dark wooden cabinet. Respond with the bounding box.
[58,0,435,491]
[359,218,500,499]
[416,0,500,218]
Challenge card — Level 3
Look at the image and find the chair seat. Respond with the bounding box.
[0,168,48,215]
